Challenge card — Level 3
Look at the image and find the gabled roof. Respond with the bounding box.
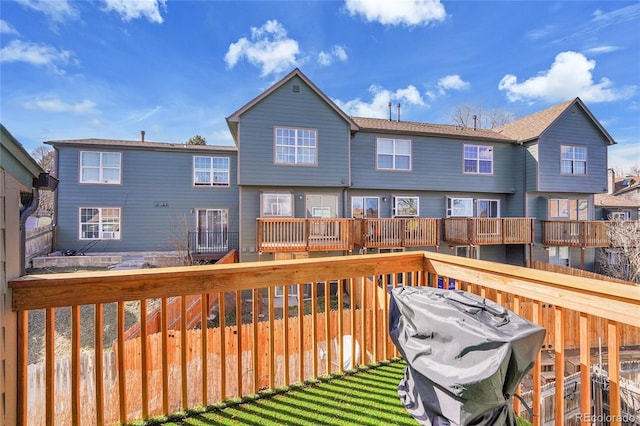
[594,193,640,208]
[45,138,237,152]
[494,97,616,145]
[352,117,515,143]
[225,68,359,145]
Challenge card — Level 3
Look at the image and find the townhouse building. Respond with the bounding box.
[47,68,615,271]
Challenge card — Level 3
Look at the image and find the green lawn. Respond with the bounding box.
[140,359,530,426]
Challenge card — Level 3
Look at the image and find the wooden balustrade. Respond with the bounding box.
[9,252,640,425]
[353,218,440,248]
[257,218,353,253]
[542,220,611,247]
[444,218,535,245]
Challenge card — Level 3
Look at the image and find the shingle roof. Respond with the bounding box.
[494,97,615,145]
[594,193,640,208]
[351,117,516,142]
[614,176,640,194]
[493,99,575,142]
[45,138,237,152]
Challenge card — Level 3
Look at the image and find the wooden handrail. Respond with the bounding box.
[9,251,639,425]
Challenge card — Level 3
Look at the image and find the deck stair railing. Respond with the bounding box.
[9,251,640,425]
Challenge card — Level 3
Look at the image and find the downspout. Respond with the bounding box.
[19,187,40,275]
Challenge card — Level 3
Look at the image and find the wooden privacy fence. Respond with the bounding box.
[9,251,640,425]
[25,224,53,261]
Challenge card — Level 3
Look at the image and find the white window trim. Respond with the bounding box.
[463,144,493,175]
[193,156,230,186]
[392,196,419,217]
[475,199,501,218]
[610,211,630,220]
[446,197,474,217]
[274,127,318,166]
[261,191,293,217]
[79,207,121,240]
[80,151,122,184]
[376,138,412,171]
[351,196,380,219]
[275,283,312,298]
[560,145,587,175]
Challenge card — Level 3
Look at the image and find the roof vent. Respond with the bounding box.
[292,84,300,93]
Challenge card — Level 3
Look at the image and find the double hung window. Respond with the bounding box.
[79,207,121,240]
[193,156,229,186]
[561,145,587,175]
[377,138,411,170]
[275,127,317,165]
[80,151,121,184]
[463,145,493,174]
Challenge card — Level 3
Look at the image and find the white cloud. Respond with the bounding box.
[103,0,166,23]
[318,45,348,66]
[17,0,78,22]
[524,25,555,41]
[225,20,300,77]
[498,51,637,103]
[344,0,446,26]
[583,45,622,55]
[438,75,470,92]
[0,40,73,73]
[334,84,424,118]
[22,97,99,115]
[0,20,20,35]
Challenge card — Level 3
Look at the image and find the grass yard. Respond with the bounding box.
[141,360,531,426]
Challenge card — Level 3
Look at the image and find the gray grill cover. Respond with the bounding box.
[389,287,546,426]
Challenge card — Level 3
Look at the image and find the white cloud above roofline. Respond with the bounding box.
[102,0,166,23]
[498,51,637,104]
[344,0,447,26]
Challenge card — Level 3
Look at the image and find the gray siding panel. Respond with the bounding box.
[238,76,350,188]
[538,107,609,193]
[55,147,238,253]
[351,132,517,193]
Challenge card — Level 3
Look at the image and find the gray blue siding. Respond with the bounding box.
[237,76,350,188]
[54,146,238,253]
[537,106,609,193]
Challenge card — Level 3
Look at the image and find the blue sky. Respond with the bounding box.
[1,0,639,173]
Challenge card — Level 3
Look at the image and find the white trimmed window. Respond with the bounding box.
[79,207,121,240]
[352,197,379,218]
[561,145,587,175]
[193,156,229,186]
[447,197,473,217]
[377,138,411,170]
[463,145,493,174]
[262,191,293,217]
[610,211,630,220]
[476,199,500,218]
[275,127,317,165]
[393,196,419,217]
[80,151,121,184]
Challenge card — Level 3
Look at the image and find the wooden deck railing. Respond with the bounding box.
[444,218,535,245]
[541,220,611,247]
[9,252,640,425]
[353,218,440,248]
[257,218,353,253]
